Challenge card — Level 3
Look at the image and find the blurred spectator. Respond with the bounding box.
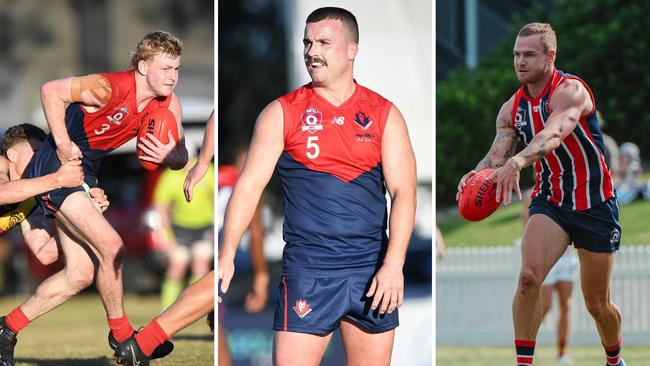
[436,225,446,260]
[154,148,215,310]
[615,142,649,204]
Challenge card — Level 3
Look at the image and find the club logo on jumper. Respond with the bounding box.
[354,111,373,130]
[610,228,621,245]
[542,100,551,116]
[95,106,129,135]
[301,107,323,133]
[293,299,313,318]
[514,106,527,128]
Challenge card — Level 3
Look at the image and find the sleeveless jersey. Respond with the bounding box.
[512,69,614,210]
[277,82,392,275]
[65,71,172,173]
[0,198,38,234]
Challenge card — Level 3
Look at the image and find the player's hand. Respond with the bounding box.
[138,131,183,168]
[456,170,477,201]
[183,160,210,202]
[54,160,83,188]
[89,187,109,212]
[366,261,404,315]
[56,140,83,163]
[489,156,523,205]
[244,272,269,313]
[217,256,235,304]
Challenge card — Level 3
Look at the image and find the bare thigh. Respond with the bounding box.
[273,331,332,366]
[340,319,394,366]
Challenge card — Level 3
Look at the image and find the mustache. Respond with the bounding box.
[305,56,327,66]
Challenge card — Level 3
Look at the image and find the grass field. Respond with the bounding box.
[438,198,650,247]
[437,345,650,365]
[0,294,213,366]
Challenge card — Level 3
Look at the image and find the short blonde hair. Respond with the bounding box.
[129,31,183,70]
[517,23,556,53]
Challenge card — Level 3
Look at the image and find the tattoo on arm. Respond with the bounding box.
[476,130,518,170]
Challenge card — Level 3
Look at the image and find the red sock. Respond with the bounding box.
[108,316,134,343]
[604,338,622,365]
[134,318,170,357]
[515,339,536,365]
[5,307,30,334]
[558,338,567,356]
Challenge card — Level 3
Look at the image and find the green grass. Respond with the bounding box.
[438,199,650,247]
[0,294,213,365]
[437,345,650,365]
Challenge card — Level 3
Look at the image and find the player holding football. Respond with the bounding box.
[0,31,187,365]
[219,7,416,365]
[457,23,624,366]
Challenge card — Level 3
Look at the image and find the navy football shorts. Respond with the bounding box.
[529,196,621,253]
[273,272,399,335]
[28,135,97,214]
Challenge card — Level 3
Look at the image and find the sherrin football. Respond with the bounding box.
[137,108,179,171]
[458,168,500,222]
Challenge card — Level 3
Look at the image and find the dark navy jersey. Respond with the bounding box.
[277,82,393,275]
[512,68,614,210]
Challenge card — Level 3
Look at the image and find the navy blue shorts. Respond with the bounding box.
[529,196,621,253]
[28,135,97,214]
[273,273,399,335]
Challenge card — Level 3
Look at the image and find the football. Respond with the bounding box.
[137,108,179,171]
[458,168,500,221]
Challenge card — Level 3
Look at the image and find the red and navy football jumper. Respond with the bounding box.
[29,70,171,212]
[272,82,399,334]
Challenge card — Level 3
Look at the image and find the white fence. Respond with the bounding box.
[437,245,650,345]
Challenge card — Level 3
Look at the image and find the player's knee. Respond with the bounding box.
[67,262,95,292]
[517,268,543,295]
[584,297,609,321]
[101,233,125,260]
[191,240,213,259]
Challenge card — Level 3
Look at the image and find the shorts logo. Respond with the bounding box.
[301,107,323,133]
[293,299,313,318]
[354,111,373,130]
[610,228,621,244]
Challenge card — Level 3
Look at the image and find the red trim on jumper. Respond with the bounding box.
[282,276,288,331]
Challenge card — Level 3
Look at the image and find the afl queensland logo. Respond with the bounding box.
[514,106,527,128]
[301,107,323,133]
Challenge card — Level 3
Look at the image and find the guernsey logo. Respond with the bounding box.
[301,107,323,133]
[95,106,129,135]
[354,111,373,130]
[293,299,313,318]
[514,106,527,129]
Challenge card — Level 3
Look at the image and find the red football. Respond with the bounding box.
[137,108,179,171]
[458,168,500,221]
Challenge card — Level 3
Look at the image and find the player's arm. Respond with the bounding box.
[244,195,269,312]
[20,215,58,266]
[184,111,214,202]
[367,105,417,315]
[219,100,284,301]
[40,74,111,162]
[456,97,519,201]
[0,157,83,206]
[494,79,591,204]
[138,93,188,170]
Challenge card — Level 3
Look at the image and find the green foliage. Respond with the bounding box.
[437,0,650,207]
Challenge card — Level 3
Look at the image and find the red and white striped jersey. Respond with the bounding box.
[511,68,614,210]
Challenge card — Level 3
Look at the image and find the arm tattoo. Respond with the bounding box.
[476,130,518,169]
